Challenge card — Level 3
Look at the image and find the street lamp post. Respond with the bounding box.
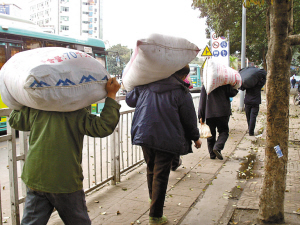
[239,0,246,111]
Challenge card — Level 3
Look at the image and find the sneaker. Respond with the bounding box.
[213,149,223,160]
[210,155,216,159]
[149,215,168,225]
[171,158,182,171]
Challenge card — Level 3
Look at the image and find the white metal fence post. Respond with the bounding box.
[19,131,29,200]
[115,125,120,183]
[7,120,20,225]
[0,181,2,225]
[110,125,120,185]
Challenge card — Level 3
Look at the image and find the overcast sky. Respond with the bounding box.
[102,0,209,49]
[5,0,209,50]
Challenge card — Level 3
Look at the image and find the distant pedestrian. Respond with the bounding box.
[291,76,296,89]
[9,78,121,225]
[198,84,238,160]
[126,65,201,225]
[240,69,267,136]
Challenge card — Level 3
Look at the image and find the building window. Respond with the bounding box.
[89,12,93,17]
[82,30,89,33]
[82,21,89,24]
[94,27,97,30]
[94,18,97,23]
[83,11,89,15]
[61,6,69,12]
[38,20,44,26]
[61,16,69,21]
[61,25,69,30]
[94,8,97,13]
[89,6,93,11]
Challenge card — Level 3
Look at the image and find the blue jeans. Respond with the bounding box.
[21,188,91,225]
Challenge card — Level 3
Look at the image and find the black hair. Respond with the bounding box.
[173,65,190,79]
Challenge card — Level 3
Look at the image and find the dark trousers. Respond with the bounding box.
[171,154,180,169]
[142,146,175,218]
[206,116,230,156]
[21,188,91,225]
[245,104,259,135]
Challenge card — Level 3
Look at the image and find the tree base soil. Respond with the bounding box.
[230,209,300,225]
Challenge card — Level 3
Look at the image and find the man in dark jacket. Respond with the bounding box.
[241,74,266,136]
[198,84,238,160]
[126,65,201,225]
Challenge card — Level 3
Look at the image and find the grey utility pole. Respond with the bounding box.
[239,1,246,111]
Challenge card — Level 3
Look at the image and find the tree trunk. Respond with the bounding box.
[258,0,292,223]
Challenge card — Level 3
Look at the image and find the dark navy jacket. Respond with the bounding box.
[126,75,200,155]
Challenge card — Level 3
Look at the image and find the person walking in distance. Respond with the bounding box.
[240,69,266,136]
[9,78,121,225]
[291,76,296,89]
[126,65,201,225]
[198,84,238,160]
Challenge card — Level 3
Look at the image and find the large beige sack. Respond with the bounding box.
[0,47,109,112]
[203,58,242,94]
[122,33,200,91]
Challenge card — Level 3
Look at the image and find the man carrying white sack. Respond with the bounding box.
[198,84,238,160]
[126,65,202,225]
[9,78,121,225]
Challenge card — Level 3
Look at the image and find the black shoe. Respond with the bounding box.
[210,154,216,159]
[213,149,223,160]
[249,133,254,136]
[171,158,182,171]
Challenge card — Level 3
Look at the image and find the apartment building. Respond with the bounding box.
[0,3,22,17]
[28,0,103,39]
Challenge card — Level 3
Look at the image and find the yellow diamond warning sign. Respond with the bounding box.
[201,46,212,56]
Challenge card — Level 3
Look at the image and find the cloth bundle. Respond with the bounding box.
[122,33,200,91]
[0,47,109,112]
[239,67,267,89]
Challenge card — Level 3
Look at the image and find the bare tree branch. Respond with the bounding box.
[289,34,300,45]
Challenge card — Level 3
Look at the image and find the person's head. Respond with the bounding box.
[174,64,190,80]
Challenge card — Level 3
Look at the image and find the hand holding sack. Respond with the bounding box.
[203,58,242,94]
[122,33,200,91]
[0,47,109,112]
